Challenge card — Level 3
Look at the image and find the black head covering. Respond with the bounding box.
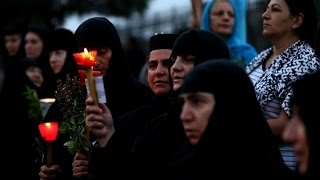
[38,28,79,98]
[19,58,41,72]
[26,26,50,57]
[48,28,78,53]
[172,29,230,65]
[75,17,131,84]
[180,60,287,178]
[26,26,51,82]
[75,17,120,51]
[1,22,26,61]
[74,17,152,119]
[169,28,230,98]
[149,33,177,52]
[47,28,78,78]
[292,71,320,178]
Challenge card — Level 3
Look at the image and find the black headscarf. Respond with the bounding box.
[169,28,230,98]
[75,17,131,85]
[149,33,177,53]
[1,22,26,61]
[47,28,79,80]
[180,60,287,178]
[40,28,79,98]
[171,28,230,66]
[75,17,152,119]
[291,71,320,178]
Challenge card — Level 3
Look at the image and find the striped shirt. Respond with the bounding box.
[249,65,297,170]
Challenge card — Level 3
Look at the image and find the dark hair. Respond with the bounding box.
[265,0,317,47]
[315,20,320,57]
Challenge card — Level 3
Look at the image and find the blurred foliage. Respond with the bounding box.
[0,0,149,29]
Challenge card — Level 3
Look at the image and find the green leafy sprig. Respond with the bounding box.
[24,86,42,121]
[55,74,91,155]
[24,86,45,163]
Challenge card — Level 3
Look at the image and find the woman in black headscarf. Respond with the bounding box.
[37,28,81,180]
[130,29,231,179]
[282,71,320,178]
[41,28,79,98]
[72,17,153,180]
[74,17,152,119]
[0,58,45,180]
[170,60,289,179]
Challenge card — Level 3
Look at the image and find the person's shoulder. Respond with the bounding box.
[132,79,153,97]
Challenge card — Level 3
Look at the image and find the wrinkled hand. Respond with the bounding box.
[85,97,114,147]
[39,164,61,180]
[72,153,89,178]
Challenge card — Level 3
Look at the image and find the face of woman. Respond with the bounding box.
[4,34,22,57]
[170,55,195,91]
[25,66,44,88]
[179,92,215,145]
[25,32,44,60]
[147,49,171,96]
[49,50,67,74]
[209,1,235,37]
[93,48,112,76]
[262,0,299,39]
[282,105,309,175]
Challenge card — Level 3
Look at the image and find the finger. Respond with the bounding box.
[72,160,89,167]
[40,165,50,173]
[86,114,105,127]
[85,97,94,105]
[98,103,111,114]
[73,172,89,178]
[74,153,87,160]
[86,105,103,115]
[39,171,48,179]
[73,166,88,177]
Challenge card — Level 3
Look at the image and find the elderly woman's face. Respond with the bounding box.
[93,48,112,76]
[262,0,300,39]
[179,92,215,145]
[147,49,171,96]
[209,1,235,37]
[282,105,309,175]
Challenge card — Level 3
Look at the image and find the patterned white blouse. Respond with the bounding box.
[246,40,320,170]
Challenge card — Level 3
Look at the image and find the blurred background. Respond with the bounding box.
[0,0,319,53]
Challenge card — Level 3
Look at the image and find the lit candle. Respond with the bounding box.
[38,122,59,142]
[73,48,97,68]
[73,48,99,152]
[38,122,59,165]
[73,48,99,106]
[39,98,56,118]
[78,70,101,86]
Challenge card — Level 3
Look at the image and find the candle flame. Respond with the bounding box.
[40,98,56,103]
[73,48,97,68]
[45,122,52,127]
[80,48,95,61]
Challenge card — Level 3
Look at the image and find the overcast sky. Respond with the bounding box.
[63,0,192,32]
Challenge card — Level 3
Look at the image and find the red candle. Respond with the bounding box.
[38,122,59,142]
[73,48,97,68]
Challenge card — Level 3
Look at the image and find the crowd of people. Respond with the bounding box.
[0,0,319,179]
